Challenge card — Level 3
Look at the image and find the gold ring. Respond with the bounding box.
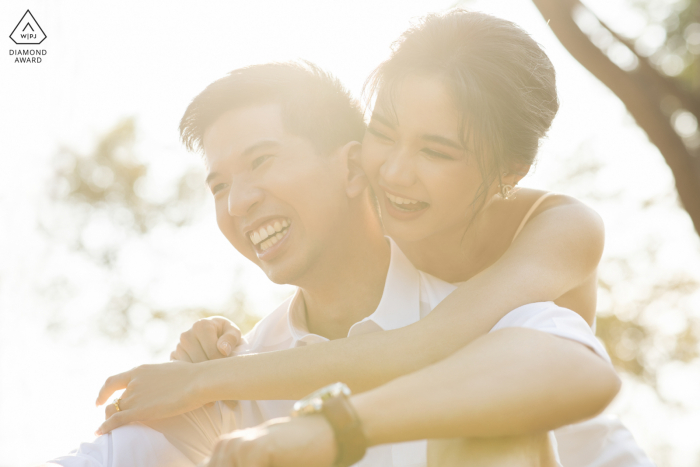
[112,398,122,412]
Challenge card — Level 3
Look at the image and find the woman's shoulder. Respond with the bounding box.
[513,189,601,223]
[510,188,605,247]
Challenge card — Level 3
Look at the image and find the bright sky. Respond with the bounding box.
[1,0,699,465]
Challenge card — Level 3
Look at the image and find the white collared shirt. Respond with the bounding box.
[229,238,652,467]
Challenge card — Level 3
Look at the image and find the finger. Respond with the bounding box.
[95,410,134,436]
[194,319,225,360]
[217,321,242,357]
[95,372,131,406]
[104,392,130,419]
[180,331,209,363]
[170,345,193,363]
[105,401,117,419]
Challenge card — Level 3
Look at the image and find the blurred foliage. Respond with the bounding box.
[596,268,700,393]
[40,118,260,351]
[627,0,700,89]
[577,0,700,150]
[47,118,203,265]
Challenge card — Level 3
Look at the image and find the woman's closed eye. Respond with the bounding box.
[421,148,455,161]
[367,126,394,142]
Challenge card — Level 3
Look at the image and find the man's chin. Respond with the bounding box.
[260,259,307,286]
[250,245,315,286]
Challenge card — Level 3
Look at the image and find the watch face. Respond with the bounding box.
[291,382,351,416]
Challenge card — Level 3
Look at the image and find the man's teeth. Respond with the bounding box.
[250,219,290,250]
[386,192,420,205]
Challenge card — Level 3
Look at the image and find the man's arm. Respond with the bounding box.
[203,327,620,467]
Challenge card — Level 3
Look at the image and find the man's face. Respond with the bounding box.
[202,104,350,285]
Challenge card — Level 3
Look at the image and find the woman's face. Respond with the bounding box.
[361,74,489,243]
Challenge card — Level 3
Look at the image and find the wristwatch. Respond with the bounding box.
[291,382,367,467]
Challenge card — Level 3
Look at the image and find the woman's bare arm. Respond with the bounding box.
[198,198,606,400]
[95,199,607,432]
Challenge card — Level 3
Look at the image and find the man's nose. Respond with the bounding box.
[227,180,264,217]
[380,147,417,187]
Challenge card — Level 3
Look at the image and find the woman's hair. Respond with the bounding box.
[365,10,559,214]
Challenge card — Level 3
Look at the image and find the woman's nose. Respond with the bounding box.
[380,148,417,187]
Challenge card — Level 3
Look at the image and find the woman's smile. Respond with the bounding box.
[381,187,430,220]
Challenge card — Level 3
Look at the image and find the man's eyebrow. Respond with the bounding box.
[422,134,464,150]
[241,139,280,157]
[205,140,281,185]
[369,113,396,128]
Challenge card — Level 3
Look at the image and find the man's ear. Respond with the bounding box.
[340,141,367,198]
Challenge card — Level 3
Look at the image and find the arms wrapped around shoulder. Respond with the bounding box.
[198,195,606,398]
[96,197,608,430]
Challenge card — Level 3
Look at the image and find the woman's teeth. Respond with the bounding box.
[386,192,420,205]
[385,192,427,212]
[250,219,290,251]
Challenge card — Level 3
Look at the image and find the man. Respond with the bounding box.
[50,62,647,467]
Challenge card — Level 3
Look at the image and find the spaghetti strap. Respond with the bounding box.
[511,192,555,244]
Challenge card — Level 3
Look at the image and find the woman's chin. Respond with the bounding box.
[383,218,435,244]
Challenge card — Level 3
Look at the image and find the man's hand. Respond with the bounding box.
[205,416,337,467]
[95,361,210,435]
[171,316,242,363]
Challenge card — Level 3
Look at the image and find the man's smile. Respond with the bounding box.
[244,217,293,260]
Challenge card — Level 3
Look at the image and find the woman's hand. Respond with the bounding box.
[205,416,336,467]
[94,360,209,435]
[171,316,242,363]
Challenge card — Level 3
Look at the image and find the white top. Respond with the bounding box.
[228,238,650,467]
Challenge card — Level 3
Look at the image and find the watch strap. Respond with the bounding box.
[321,393,368,467]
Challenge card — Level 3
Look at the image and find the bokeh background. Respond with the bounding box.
[1,0,699,465]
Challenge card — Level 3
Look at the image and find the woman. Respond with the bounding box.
[94,10,649,466]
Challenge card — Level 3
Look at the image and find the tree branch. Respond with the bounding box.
[532,0,700,237]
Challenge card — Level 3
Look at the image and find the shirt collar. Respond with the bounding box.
[286,237,422,344]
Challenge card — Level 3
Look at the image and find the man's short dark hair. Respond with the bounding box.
[179,61,366,155]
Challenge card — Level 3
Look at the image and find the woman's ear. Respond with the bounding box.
[504,164,531,187]
[342,141,367,198]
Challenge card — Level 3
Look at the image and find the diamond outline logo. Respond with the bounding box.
[10,10,46,45]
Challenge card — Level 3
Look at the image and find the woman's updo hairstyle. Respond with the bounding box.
[365,10,559,210]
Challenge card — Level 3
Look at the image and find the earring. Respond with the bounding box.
[501,184,514,200]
